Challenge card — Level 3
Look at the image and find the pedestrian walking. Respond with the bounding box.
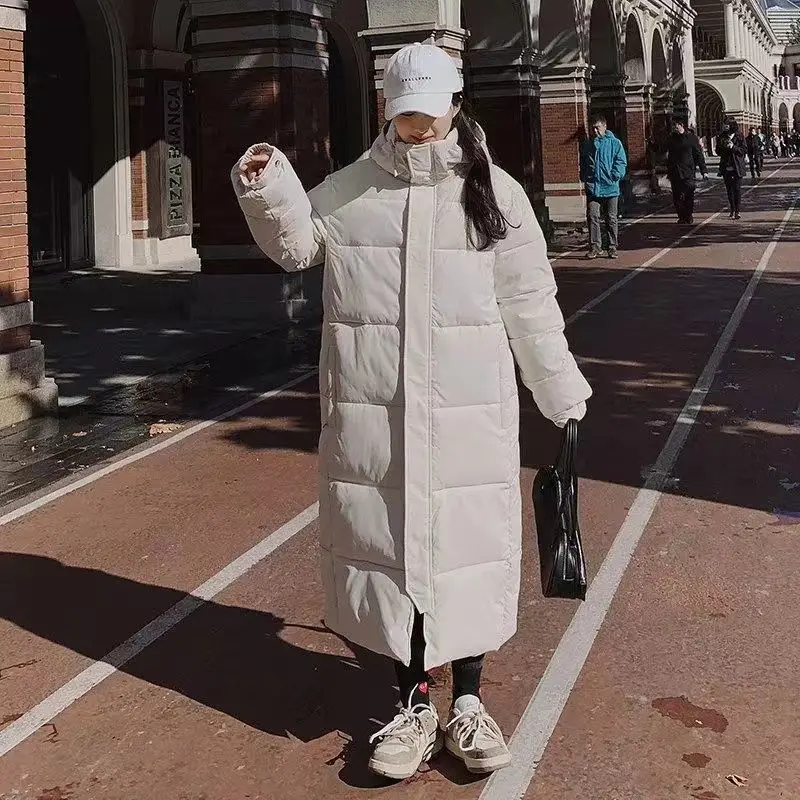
[666,117,707,224]
[231,40,591,781]
[771,131,780,158]
[746,127,764,179]
[580,115,628,259]
[716,119,747,219]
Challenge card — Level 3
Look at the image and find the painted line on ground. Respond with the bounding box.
[0,501,320,758]
[563,162,788,325]
[479,193,799,800]
[0,369,318,532]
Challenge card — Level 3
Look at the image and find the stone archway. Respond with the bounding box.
[25,0,132,269]
[778,102,789,134]
[671,39,688,121]
[588,0,623,134]
[650,27,671,151]
[695,80,724,153]
[326,17,370,169]
[623,14,652,196]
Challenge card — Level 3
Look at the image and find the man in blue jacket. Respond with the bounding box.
[580,115,628,259]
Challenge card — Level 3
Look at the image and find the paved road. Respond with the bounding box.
[1,166,799,800]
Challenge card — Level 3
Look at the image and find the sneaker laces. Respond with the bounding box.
[446,705,504,753]
[369,702,430,747]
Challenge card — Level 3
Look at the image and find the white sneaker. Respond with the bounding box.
[368,694,442,780]
[444,695,512,774]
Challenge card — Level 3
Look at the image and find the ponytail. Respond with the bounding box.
[453,93,514,251]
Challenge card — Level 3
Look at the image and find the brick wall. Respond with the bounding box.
[540,98,587,187]
[129,78,148,239]
[0,28,29,316]
[626,106,649,173]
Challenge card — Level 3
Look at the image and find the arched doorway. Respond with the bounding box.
[695,81,724,153]
[26,0,132,269]
[794,103,800,132]
[588,0,623,135]
[650,27,670,150]
[778,102,789,135]
[624,16,646,86]
[671,41,687,122]
[326,19,369,169]
[25,0,93,272]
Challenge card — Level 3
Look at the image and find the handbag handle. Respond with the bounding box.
[555,418,579,524]
[556,418,578,481]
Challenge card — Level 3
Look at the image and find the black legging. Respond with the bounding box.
[395,611,484,704]
[724,173,742,213]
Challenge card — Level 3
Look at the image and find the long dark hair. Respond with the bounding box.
[453,93,513,250]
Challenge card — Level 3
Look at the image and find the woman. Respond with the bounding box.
[232,40,591,781]
[716,120,747,220]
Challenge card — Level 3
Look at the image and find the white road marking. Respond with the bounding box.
[0,369,318,531]
[479,195,799,800]
[0,502,320,758]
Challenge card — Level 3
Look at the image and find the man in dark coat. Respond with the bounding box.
[746,127,764,179]
[716,119,747,220]
[666,118,708,224]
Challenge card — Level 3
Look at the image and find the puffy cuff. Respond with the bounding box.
[552,401,587,429]
[231,142,276,196]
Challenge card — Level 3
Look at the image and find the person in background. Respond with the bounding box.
[666,117,707,225]
[580,115,628,259]
[746,127,764,180]
[716,119,747,220]
[771,131,780,158]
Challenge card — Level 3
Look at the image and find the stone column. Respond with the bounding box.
[681,28,698,129]
[465,47,550,234]
[0,0,58,429]
[624,82,654,198]
[129,49,199,268]
[724,0,736,58]
[189,1,334,325]
[539,63,591,223]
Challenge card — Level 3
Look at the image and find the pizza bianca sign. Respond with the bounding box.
[163,81,185,228]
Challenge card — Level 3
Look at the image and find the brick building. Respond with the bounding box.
[1,0,703,427]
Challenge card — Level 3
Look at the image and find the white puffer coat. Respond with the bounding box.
[232,125,591,670]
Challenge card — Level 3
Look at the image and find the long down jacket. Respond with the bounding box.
[232,125,592,670]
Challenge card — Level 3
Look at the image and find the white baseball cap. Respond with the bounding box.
[383,39,463,121]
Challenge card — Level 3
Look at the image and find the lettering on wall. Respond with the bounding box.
[163,81,185,228]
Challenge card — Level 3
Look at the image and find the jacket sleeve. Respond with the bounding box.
[231,143,326,272]
[612,140,628,181]
[493,182,592,426]
[578,141,591,183]
[692,134,707,174]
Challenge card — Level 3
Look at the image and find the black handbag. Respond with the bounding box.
[532,418,588,600]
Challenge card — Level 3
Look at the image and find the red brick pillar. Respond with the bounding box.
[466,49,550,235]
[189,3,334,324]
[539,65,590,223]
[0,3,57,428]
[625,83,654,197]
